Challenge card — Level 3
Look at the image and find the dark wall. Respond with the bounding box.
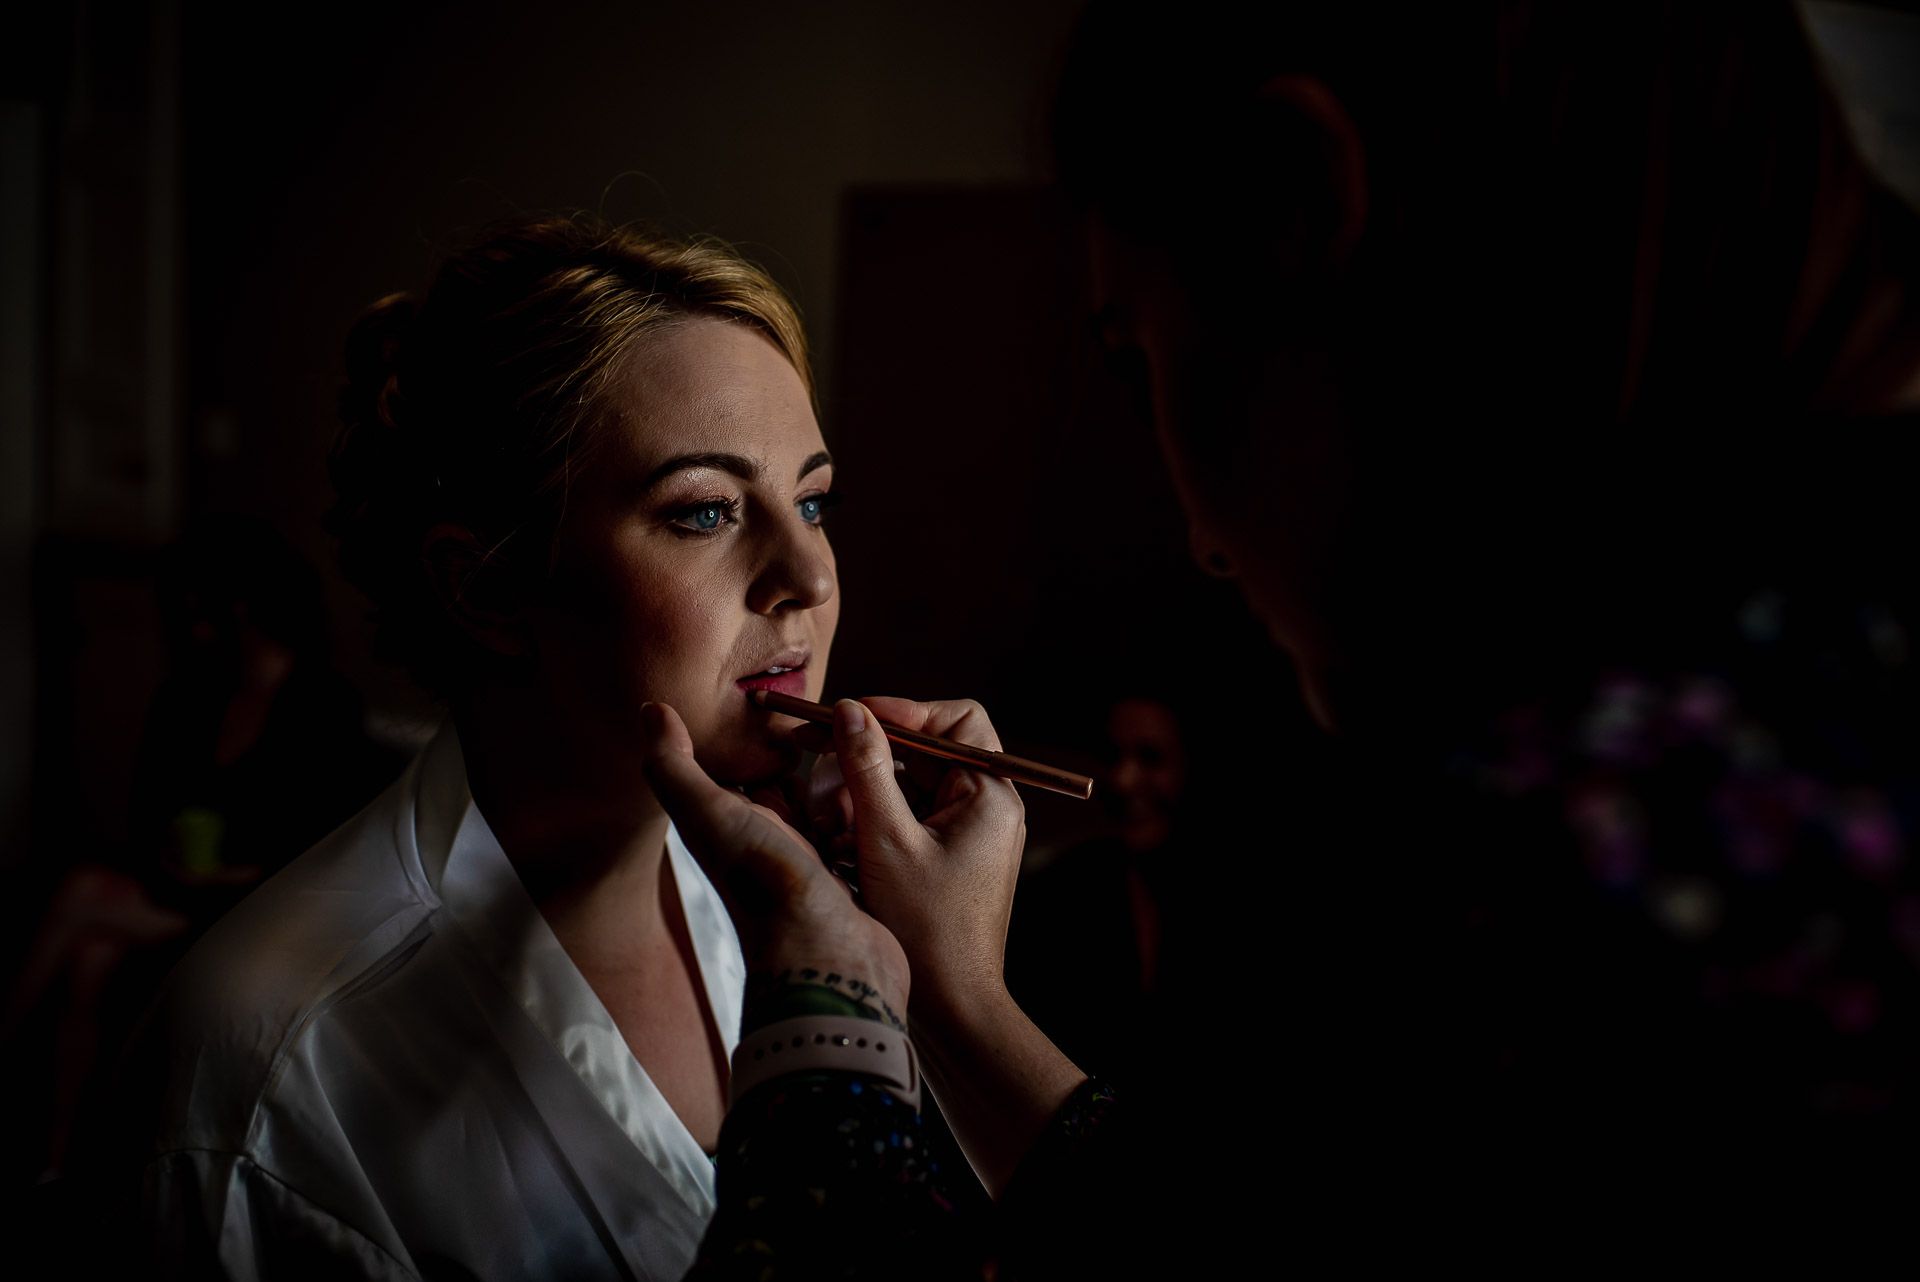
[176,0,1092,720]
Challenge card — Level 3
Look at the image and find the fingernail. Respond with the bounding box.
[835,699,866,738]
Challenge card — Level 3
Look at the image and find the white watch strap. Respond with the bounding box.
[729,1016,921,1110]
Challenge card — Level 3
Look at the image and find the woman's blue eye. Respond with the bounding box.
[797,492,842,525]
[671,498,738,534]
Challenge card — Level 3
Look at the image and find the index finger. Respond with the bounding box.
[855,696,1004,753]
[771,697,1006,756]
[855,695,1007,800]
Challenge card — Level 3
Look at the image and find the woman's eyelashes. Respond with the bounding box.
[666,490,842,537]
[667,496,741,536]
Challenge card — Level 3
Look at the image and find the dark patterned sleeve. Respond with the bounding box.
[691,1064,1127,1280]
[992,1079,1127,1280]
[689,1071,979,1281]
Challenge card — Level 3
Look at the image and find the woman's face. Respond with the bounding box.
[532,314,839,785]
[1107,698,1187,854]
[1088,220,1353,729]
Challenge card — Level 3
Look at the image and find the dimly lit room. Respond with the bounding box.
[4,1,1920,1272]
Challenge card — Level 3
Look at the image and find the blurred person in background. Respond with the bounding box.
[5,517,394,1186]
[1005,687,1205,1084]
[132,515,401,911]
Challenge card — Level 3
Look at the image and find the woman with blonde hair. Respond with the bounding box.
[117,215,921,1280]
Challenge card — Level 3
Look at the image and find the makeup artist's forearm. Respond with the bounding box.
[911,987,1087,1199]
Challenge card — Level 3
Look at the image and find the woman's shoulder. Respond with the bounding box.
[130,752,450,1154]
[174,757,440,992]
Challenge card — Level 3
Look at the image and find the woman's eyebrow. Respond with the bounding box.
[639,448,834,492]
[796,450,832,483]
[640,452,758,491]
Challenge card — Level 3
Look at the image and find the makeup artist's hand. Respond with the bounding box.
[802,697,1087,1198]
[638,701,909,1029]
[802,697,1028,1021]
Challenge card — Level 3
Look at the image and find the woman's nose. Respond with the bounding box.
[748,518,836,615]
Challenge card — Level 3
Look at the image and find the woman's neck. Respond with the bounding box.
[455,687,674,958]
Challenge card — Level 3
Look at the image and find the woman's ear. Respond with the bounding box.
[421,523,532,658]
[1255,75,1369,270]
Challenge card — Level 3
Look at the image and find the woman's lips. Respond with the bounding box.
[737,667,808,698]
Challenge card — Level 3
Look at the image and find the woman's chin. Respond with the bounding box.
[696,732,803,788]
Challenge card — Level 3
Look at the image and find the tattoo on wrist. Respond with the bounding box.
[744,967,907,1033]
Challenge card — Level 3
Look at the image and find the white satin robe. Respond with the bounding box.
[129,721,746,1280]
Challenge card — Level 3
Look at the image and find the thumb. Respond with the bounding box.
[639,701,813,917]
[831,700,922,856]
[639,699,698,761]
[638,702,748,876]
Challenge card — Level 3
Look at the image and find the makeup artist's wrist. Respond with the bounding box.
[905,980,1086,1198]
[907,971,1014,1041]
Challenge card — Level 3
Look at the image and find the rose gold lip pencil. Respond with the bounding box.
[750,689,1096,801]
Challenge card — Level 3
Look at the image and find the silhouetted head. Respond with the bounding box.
[1057,1,1920,735]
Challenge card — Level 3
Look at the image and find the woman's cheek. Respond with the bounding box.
[639,604,726,707]
[809,596,840,701]
[597,554,704,686]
